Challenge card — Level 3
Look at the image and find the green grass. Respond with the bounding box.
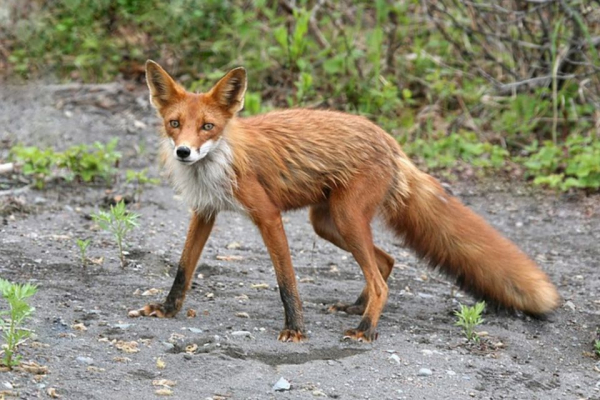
[1,1,598,192]
[76,238,91,268]
[10,139,121,188]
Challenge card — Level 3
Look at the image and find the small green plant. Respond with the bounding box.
[594,340,600,358]
[76,239,91,267]
[0,279,37,369]
[455,301,486,342]
[91,201,139,268]
[9,146,59,189]
[10,140,121,188]
[125,168,160,203]
[57,138,121,183]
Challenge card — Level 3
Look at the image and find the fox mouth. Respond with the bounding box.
[177,158,197,164]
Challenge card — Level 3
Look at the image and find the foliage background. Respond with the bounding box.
[1,0,599,190]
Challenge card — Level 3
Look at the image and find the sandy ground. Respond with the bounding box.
[0,84,599,399]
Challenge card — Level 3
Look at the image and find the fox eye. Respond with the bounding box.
[169,120,180,128]
[202,123,214,131]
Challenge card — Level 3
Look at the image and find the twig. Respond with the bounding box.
[0,163,14,174]
[0,185,31,197]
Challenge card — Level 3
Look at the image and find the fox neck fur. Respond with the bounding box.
[160,132,243,216]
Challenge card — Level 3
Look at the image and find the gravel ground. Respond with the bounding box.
[0,84,599,399]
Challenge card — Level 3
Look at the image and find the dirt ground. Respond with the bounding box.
[0,84,599,400]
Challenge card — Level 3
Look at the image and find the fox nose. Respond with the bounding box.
[176,146,191,159]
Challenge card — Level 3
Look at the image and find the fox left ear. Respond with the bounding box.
[208,67,247,114]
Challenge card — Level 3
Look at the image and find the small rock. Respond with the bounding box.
[133,120,147,129]
[187,327,203,334]
[312,389,327,397]
[183,354,192,360]
[162,342,175,351]
[226,241,241,250]
[272,377,291,392]
[113,323,131,331]
[71,323,87,331]
[421,349,433,356]
[447,370,456,376]
[417,368,432,377]
[417,292,433,299]
[563,301,575,311]
[76,356,94,365]
[231,330,252,338]
[235,312,250,319]
[33,197,47,204]
[3,382,13,389]
[388,354,401,364]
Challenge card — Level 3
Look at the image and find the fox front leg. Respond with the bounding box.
[129,213,215,318]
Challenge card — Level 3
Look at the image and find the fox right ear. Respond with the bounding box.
[145,60,184,110]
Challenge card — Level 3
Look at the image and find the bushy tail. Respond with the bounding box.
[385,171,560,315]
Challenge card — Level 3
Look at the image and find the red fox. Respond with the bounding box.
[129,60,560,342]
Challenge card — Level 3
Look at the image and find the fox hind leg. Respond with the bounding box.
[309,204,394,316]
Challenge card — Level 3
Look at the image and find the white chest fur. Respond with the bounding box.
[161,137,244,215]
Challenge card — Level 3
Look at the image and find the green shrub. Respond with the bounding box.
[9,146,58,189]
[9,139,121,188]
[91,201,139,268]
[455,301,485,343]
[0,279,37,369]
[57,138,121,183]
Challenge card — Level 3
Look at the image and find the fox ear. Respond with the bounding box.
[208,67,247,114]
[145,60,184,110]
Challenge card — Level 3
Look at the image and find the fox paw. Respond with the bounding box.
[342,328,378,343]
[278,329,307,343]
[328,302,365,315]
[128,303,178,318]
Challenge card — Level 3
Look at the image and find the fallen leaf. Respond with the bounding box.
[142,288,161,296]
[19,361,48,374]
[47,388,60,398]
[71,323,87,331]
[155,388,173,396]
[50,234,72,241]
[132,288,141,296]
[156,358,166,369]
[185,343,198,354]
[89,256,104,265]
[87,366,105,373]
[153,379,177,387]
[113,356,131,363]
[250,283,269,290]
[115,340,139,353]
[186,309,197,318]
[216,255,243,261]
[168,333,185,343]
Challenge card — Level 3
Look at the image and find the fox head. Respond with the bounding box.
[145,60,247,164]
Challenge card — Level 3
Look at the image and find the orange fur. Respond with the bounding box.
[132,61,560,342]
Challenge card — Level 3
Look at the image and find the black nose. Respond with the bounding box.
[176,146,191,159]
